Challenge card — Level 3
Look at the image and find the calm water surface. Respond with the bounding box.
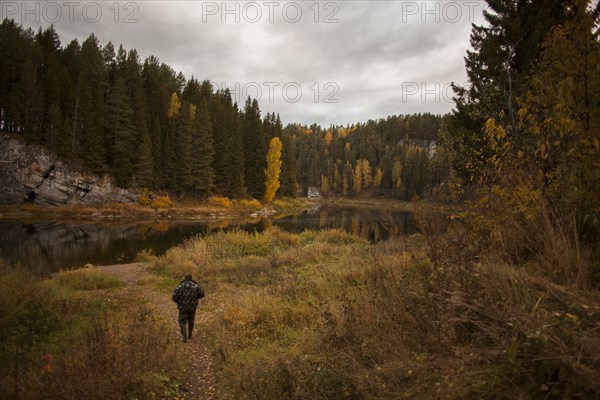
[0,205,419,274]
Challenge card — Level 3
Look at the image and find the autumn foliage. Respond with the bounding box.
[167,92,181,119]
[207,196,233,208]
[450,0,600,287]
[264,137,283,202]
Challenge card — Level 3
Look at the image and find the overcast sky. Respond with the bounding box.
[7,0,487,126]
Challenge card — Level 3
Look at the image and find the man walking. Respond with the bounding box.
[172,274,205,343]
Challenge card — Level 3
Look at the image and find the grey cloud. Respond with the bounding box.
[17,0,484,126]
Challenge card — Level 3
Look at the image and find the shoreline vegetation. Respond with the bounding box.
[0,197,452,222]
[322,197,454,212]
[2,217,598,399]
[0,196,312,222]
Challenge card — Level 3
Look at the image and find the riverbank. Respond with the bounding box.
[0,196,454,222]
[1,226,598,398]
[0,196,311,222]
[322,197,455,212]
[144,227,600,399]
[0,199,425,275]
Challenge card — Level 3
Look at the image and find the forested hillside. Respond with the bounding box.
[0,19,447,201]
[286,113,449,199]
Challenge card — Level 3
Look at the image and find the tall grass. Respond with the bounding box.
[521,207,591,287]
[149,226,599,399]
[54,266,124,290]
[0,265,182,400]
[461,184,596,288]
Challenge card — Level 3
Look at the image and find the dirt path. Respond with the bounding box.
[99,262,216,399]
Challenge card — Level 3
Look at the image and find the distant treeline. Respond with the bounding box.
[0,19,449,200]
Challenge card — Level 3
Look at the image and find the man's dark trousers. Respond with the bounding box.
[178,307,197,341]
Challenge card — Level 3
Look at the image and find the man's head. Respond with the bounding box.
[185,273,192,280]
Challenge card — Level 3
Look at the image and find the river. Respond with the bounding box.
[0,205,419,275]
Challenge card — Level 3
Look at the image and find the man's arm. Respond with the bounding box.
[172,284,182,302]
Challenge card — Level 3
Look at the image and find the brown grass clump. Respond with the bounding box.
[54,266,124,290]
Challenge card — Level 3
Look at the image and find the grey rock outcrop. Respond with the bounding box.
[398,139,437,157]
[0,135,138,206]
[307,186,322,199]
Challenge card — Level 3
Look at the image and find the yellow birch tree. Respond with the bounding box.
[362,159,372,188]
[354,161,362,194]
[167,92,181,119]
[374,168,383,187]
[264,137,283,202]
[321,175,329,195]
[324,131,333,146]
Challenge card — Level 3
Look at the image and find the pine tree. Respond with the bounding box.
[61,38,81,156]
[182,76,202,105]
[20,43,43,141]
[243,97,267,198]
[190,98,214,196]
[353,161,362,194]
[137,126,155,188]
[210,89,245,197]
[122,49,153,187]
[0,20,26,134]
[46,104,62,151]
[37,25,61,147]
[103,42,117,87]
[54,64,73,154]
[142,56,168,186]
[78,34,107,171]
[343,161,353,196]
[333,161,342,193]
[162,92,182,190]
[173,103,194,193]
[106,76,135,186]
[279,134,298,197]
[210,91,228,193]
[228,101,246,197]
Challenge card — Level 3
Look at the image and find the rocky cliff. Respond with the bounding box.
[0,135,138,206]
